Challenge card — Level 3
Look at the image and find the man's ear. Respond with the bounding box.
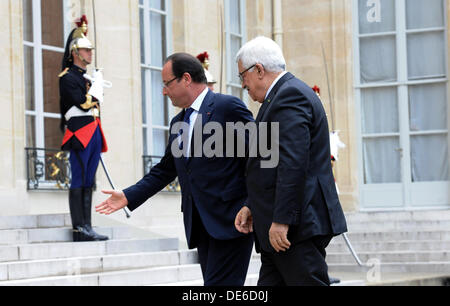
[183,72,192,86]
[255,63,265,79]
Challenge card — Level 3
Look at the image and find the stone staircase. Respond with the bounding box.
[1,210,449,286]
[0,213,192,286]
[147,209,450,286]
[324,210,450,285]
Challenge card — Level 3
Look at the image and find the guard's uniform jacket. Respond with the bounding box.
[59,65,108,153]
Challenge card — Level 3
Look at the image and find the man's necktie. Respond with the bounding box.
[179,107,195,157]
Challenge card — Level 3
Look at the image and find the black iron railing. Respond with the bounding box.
[25,148,71,191]
[143,155,181,193]
[25,150,180,193]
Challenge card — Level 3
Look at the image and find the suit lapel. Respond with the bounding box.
[256,72,294,123]
[246,72,294,172]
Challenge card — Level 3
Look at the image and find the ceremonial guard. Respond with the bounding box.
[59,16,109,242]
[196,52,217,91]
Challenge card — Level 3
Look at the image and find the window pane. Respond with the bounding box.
[44,117,61,149]
[140,8,146,64]
[361,87,399,134]
[406,0,444,30]
[150,0,165,10]
[24,45,35,111]
[409,83,447,131]
[411,134,449,182]
[151,70,167,126]
[360,35,397,83]
[43,50,64,114]
[230,35,242,84]
[150,11,166,67]
[41,0,64,47]
[231,87,243,101]
[229,0,241,34]
[141,68,148,124]
[363,137,401,184]
[143,127,148,156]
[358,0,395,34]
[23,0,33,41]
[26,115,36,148]
[153,129,168,156]
[407,32,445,80]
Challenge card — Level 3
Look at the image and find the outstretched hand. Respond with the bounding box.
[95,190,128,215]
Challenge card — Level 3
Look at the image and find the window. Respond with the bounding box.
[225,0,247,101]
[23,0,71,150]
[139,0,172,157]
[354,0,449,208]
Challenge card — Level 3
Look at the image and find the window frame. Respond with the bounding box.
[225,0,248,103]
[23,0,71,149]
[352,0,449,209]
[139,0,173,157]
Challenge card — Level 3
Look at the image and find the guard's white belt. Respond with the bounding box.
[65,106,94,121]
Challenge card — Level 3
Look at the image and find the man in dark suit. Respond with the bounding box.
[96,53,254,286]
[234,37,347,286]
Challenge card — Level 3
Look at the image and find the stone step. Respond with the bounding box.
[250,250,450,265]
[0,226,131,245]
[143,214,183,227]
[371,275,450,286]
[328,262,450,275]
[344,210,450,223]
[342,230,450,242]
[150,273,366,286]
[0,238,179,263]
[0,214,70,230]
[0,264,201,286]
[0,249,198,282]
[325,250,450,264]
[347,220,450,232]
[0,259,261,286]
[327,240,450,252]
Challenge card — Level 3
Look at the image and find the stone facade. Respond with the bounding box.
[0,0,449,223]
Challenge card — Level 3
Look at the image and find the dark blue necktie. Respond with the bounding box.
[179,108,195,155]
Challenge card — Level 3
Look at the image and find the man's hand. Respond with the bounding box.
[234,206,253,234]
[95,190,128,215]
[269,222,291,252]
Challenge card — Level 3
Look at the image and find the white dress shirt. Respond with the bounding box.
[265,71,288,100]
[183,87,209,157]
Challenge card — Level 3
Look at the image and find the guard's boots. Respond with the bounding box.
[69,188,94,242]
[83,187,109,241]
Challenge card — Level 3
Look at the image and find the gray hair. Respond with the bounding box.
[236,36,286,73]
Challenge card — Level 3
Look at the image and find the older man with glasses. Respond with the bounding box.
[234,36,348,286]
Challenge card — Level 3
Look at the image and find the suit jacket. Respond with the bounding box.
[246,72,347,253]
[124,90,255,249]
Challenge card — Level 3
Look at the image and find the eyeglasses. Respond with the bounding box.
[163,76,178,88]
[238,64,256,83]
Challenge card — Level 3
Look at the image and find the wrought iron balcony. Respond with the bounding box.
[143,155,181,193]
[25,149,180,193]
[25,148,71,191]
